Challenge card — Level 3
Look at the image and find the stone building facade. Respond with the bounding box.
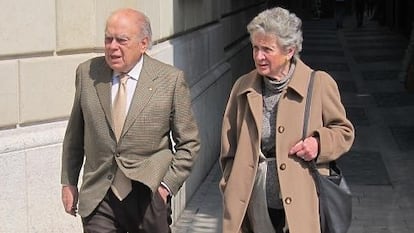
[0,0,265,232]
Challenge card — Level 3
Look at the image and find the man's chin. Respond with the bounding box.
[108,64,124,72]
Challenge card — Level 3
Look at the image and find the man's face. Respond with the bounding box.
[104,15,148,73]
[251,32,293,80]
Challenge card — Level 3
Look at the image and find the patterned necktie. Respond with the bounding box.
[111,73,132,200]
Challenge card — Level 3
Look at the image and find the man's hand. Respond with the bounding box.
[157,186,170,204]
[62,185,78,216]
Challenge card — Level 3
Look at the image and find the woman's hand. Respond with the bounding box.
[289,136,319,161]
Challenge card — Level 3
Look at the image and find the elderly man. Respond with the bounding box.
[61,8,200,233]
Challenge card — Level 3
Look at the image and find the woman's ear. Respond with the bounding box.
[286,47,295,60]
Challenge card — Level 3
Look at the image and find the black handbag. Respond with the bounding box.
[303,71,352,233]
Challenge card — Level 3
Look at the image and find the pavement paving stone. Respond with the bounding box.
[346,107,370,126]
[361,70,400,80]
[338,151,391,185]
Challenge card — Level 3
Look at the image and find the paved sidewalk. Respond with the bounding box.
[172,15,414,233]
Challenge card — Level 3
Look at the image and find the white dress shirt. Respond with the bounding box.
[111,56,143,113]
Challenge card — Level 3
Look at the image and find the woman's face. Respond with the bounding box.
[251,32,294,80]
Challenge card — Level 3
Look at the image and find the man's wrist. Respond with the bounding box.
[160,182,173,196]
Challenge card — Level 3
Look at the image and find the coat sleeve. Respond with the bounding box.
[61,65,85,186]
[313,71,355,163]
[163,70,200,195]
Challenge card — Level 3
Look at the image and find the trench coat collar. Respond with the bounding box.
[233,59,314,134]
[236,58,313,100]
[234,70,263,139]
[285,58,314,99]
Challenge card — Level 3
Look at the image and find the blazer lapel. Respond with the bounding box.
[93,60,114,133]
[122,55,158,137]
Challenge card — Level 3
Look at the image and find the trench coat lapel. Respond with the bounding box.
[242,72,263,140]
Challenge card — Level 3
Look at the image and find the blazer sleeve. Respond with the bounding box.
[61,65,85,186]
[162,71,200,195]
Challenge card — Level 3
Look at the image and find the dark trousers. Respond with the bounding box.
[82,182,172,233]
[268,208,288,233]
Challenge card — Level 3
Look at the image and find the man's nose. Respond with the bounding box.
[108,39,120,49]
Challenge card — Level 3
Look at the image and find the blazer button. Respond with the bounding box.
[279,163,286,170]
[278,126,285,133]
[285,197,292,205]
[115,153,120,157]
[107,174,113,180]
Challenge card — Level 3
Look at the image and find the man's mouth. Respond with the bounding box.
[110,55,122,60]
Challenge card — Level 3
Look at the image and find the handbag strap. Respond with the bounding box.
[302,71,320,173]
[303,72,339,177]
[302,70,316,140]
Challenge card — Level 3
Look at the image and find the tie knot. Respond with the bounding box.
[119,73,129,85]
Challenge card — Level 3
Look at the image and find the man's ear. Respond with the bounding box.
[139,37,149,52]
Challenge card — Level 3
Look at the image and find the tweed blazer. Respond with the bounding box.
[61,54,200,217]
[219,59,354,233]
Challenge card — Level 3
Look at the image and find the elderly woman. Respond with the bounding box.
[219,7,354,233]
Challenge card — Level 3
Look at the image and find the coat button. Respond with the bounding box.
[285,197,292,205]
[279,163,286,170]
[115,153,120,157]
[278,126,285,133]
[107,174,113,180]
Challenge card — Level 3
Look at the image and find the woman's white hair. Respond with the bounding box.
[247,7,303,58]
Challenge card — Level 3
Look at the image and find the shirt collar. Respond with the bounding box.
[113,55,144,81]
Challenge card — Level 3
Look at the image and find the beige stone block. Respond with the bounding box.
[136,0,161,41]
[148,41,175,65]
[160,0,185,37]
[0,1,55,56]
[0,61,18,128]
[0,151,27,233]
[56,0,96,52]
[26,144,82,232]
[19,54,95,124]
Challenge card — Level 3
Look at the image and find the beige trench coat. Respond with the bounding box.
[219,59,355,233]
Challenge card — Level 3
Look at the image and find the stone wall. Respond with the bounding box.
[0,0,264,232]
